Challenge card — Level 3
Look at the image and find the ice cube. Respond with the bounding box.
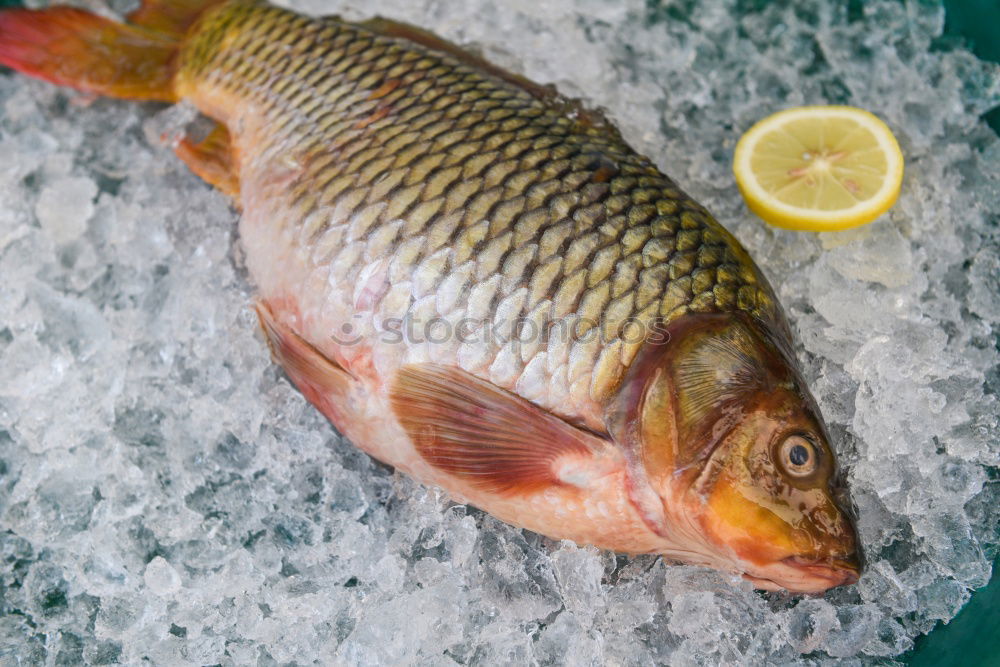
[143,557,182,597]
[34,176,97,244]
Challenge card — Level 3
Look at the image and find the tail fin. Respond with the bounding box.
[0,1,219,102]
[127,0,221,38]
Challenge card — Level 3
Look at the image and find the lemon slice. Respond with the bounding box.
[733,105,904,231]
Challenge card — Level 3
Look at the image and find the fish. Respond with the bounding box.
[0,0,860,593]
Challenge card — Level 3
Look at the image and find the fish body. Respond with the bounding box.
[0,0,860,591]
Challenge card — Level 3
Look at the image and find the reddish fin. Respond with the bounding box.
[127,0,223,38]
[175,122,240,200]
[0,7,177,101]
[391,364,611,494]
[256,302,355,418]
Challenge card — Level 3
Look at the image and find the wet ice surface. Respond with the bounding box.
[0,0,998,663]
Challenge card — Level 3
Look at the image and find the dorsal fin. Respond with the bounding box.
[360,17,553,99]
[357,17,619,137]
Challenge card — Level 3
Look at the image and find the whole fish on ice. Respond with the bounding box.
[0,0,860,592]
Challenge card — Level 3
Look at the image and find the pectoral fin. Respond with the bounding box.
[391,364,616,494]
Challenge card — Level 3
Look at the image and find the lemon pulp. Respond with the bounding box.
[733,106,904,231]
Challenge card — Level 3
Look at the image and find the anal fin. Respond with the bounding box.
[391,364,618,495]
[175,122,240,200]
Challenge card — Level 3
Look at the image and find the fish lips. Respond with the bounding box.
[742,554,861,594]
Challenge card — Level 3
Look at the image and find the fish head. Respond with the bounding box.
[690,384,861,594]
[621,314,860,593]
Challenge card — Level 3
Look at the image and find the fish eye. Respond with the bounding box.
[778,435,818,476]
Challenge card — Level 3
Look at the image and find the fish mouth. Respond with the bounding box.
[742,555,860,594]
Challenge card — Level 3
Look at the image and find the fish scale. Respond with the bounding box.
[175,1,780,407]
[0,0,861,592]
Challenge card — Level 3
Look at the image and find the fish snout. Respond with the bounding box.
[782,553,860,589]
[776,507,862,593]
[742,552,860,593]
[743,555,861,594]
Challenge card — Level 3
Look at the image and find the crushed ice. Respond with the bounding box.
[0,0,997,663]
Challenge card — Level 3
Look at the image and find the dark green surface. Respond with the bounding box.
[907,558,1000,666]
[942,0,1000,134]
[942,0,1000,63]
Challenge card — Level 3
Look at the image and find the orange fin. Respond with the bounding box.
[391,364,611,495]
[127,0,224,38]
[175,122,240,200]
[0,7,178,101]
[255,302,355,418]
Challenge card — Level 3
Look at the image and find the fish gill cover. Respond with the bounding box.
[0,0,997,663]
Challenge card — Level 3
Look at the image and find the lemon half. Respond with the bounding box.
[733,106,904,231]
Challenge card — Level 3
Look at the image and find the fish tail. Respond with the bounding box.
[0,1,223,102]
